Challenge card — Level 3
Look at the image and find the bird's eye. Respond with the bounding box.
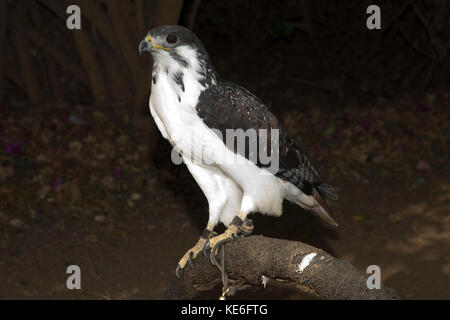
[166,34,177,44]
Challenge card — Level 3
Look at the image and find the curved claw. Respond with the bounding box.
[203,240,211,258]
[209,237,233,265]
[209,247,220,267]
[175,264,182,279]
[188,251,194,267]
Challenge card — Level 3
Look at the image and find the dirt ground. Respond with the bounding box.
[0,163,449,299]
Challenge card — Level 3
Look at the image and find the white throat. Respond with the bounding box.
[149,44,219,154]
[151,45,217,107]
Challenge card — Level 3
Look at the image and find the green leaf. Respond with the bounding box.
[323,124,336,136]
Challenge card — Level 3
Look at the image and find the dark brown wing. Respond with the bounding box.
[195,80,323,196]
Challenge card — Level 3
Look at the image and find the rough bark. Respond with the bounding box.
[11,0,43,104]
[102,50,132,103]
[79,0,120,56]
[135,0,146,35]
[47,58,64,103]
[4,56,24,91]
[72,26,108,105]
[11,31,43,104]
[104,0,140,84]
[10,19,89,86]
[104,0,149,116]
[167,235,399,300]
[151,0,184,27]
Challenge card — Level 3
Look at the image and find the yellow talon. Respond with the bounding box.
[176,238,208,278]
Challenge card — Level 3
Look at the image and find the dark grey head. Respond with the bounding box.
[139,25,214,76]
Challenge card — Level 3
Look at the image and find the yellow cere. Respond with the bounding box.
[145,34,170,51]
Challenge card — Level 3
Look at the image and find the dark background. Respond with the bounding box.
[0,0,449,299]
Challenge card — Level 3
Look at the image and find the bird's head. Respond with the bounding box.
[139,25,215,84]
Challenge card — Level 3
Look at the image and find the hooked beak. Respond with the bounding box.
[139,34,171,55]
[139,38,152,55]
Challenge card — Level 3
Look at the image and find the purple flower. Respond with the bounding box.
[361,119,371,131]
[5,142,23,156]
[416,105,432,112]
[312,147,321,157]
[51,178,64,193]
[342,113,352,122]
[374,130,384,139]
[333,127,343,138]
[403,128,415,138]
[113,167,122,180]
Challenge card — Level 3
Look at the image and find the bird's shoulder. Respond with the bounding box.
[196,80,277,131]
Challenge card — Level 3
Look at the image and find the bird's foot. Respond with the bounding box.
[204,217,254,264]
[206,225,239,258]
[175,230,217,279]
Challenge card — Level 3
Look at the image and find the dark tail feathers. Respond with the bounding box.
[317,183,338,201]
[311,184,338,226]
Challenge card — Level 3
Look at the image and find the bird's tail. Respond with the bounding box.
[311,184,338,226]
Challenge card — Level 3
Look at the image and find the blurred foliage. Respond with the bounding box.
[1,0,449,108]
[192,0,450,100]
[266,20,295,40]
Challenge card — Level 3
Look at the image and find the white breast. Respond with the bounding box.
[149,67,215,163]
[149,66,285,217]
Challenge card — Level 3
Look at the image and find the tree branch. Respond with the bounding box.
[104,0,140,84]
[11,0,43,104]
[167,235,399,300]
[10,19,89,86]
[135,0,145,36]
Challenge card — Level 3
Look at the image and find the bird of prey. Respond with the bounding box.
[139,25,338,277]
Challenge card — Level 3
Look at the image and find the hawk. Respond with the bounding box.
[139,26,338,278]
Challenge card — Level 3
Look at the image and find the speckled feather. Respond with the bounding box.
[195,79,323,196]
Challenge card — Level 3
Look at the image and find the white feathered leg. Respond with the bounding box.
[176,158,243,276]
